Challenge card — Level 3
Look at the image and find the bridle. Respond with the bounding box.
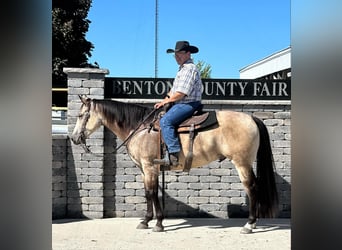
[78,102,92,153]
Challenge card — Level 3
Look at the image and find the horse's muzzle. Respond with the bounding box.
[70,133,82,145]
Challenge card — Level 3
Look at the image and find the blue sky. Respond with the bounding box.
[86,0,290,79]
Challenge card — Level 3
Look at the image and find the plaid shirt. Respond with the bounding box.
[171,59,202,103]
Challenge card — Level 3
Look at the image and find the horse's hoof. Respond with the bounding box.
[136,222,148,229]
[240,227,253,234]
[152,225,164,232]
[240,223,256,234]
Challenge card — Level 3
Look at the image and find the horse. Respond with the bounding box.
[71,95,278,234]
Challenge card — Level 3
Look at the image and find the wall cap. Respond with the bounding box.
[63,67,109,75]
[109,99,291,106]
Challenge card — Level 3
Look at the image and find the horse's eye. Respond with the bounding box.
[78,113,83,118]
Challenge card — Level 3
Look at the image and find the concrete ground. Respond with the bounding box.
[52,218,291,250]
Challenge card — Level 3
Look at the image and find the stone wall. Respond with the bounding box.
[52,68,291,219]
[52,134,68,219]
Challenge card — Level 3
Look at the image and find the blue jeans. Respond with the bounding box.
[160,101,201,153]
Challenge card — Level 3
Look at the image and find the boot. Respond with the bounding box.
[169,152,179,166]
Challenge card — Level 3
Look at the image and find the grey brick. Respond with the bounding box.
[89,190,103,197]
[220,190,240,197]
[178,190,197,197]
[221,176,240,183]
[115,204,135,211]
[68,87,89,95]
[209,183,230,190]
[167,182,188,190]
[264,119,284,126]
[200,176,220,183]
[231,183,244,189]
[82,168,103,175]
[125,182,144,189]
[274,126,291,133]
[115,189,135,196]
[82,80,104,87]
[83,211,103,219]
[178,176,199,183]
[210,197,230,204]
[253,111,274,119]
[199,190,219,197]
[89,175,103,182]
[115,175,135,182]
[81,197,103,204]
[81,182,103,190]
[199,204,220,211]
[189,168,210,175]
[188,183,209,190]
[125,196,146,204]
[90,88,104,95]
[231,197,246,204]
[274,140,291,148]
[210,168,230,176]
[189,197,209,204]
[274,112,291,119]
[89,204,104,212]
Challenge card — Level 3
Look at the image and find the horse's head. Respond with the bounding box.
[71,95,102,145]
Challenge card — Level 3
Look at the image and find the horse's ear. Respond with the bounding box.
[79,95,88,104]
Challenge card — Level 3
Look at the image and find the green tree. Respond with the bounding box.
[52,0,95,87]
[196,60,212,79]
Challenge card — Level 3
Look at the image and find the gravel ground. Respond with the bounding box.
[53,218,291,250]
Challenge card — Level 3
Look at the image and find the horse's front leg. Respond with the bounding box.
[137,172,153,229]
[136,189,153,229]
[151,175,164,232]
[137,165,164,232]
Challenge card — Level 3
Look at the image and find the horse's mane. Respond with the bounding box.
[92,99,154,130]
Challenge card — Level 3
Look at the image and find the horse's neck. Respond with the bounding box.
[101,118,132,141]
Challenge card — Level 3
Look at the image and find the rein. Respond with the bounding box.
[114,107,160,152]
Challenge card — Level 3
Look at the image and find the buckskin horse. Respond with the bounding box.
[71,95,278,234]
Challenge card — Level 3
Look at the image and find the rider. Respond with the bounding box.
[154,41,202,166]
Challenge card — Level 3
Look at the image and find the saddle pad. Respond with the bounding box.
[178,112,209,127]
[177,111,217,132]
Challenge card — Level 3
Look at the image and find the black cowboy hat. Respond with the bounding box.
[166,41,199,54]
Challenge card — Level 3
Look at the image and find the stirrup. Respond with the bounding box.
[153,153,170,166]
[154,153,179,166]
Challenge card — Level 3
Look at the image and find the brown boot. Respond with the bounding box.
[169,152,179,166]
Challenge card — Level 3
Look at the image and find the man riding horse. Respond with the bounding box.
[154,41,202,166]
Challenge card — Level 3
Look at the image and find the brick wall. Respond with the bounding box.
[52,68,291,219]
[52,134,68,219]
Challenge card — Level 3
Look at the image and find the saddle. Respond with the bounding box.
[152,105,218,172]
[153,106,217,133]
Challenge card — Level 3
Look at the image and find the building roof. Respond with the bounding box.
[239,47,291,79]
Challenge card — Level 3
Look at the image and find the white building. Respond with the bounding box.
[239,47,291,80]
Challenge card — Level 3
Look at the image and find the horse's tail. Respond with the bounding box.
[252,116,279,218]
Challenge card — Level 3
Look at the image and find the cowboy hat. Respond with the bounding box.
[166,41,199,54]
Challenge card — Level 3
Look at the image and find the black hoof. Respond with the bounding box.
[136,222,148,229]
[152,225,164,232]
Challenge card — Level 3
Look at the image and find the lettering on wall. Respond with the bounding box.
[104,78,291,100]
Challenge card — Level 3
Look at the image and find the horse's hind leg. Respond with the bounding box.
[234,162,258,234]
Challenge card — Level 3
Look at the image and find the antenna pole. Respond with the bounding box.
[154,0,158,78]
